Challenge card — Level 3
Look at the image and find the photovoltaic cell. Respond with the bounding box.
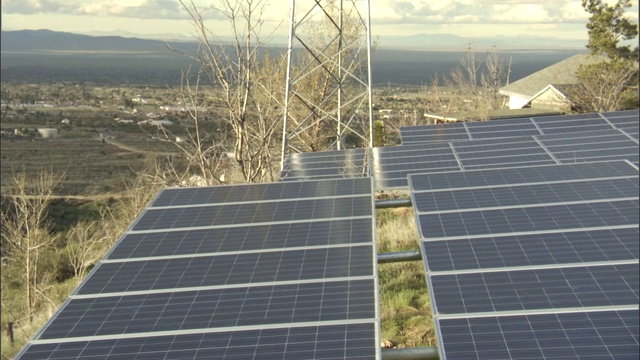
[419,200,639,239]
[108,218,373,259]
[410,161,639,359]
[16,177,380,360]
[78,246,374,295]
[152,177,372,207]
[132,196,372,231]
[423,227,639,272]
[40,279,376,339]
[413,178,638,213]
[470,129,542,139]
[430,264,638,314]
[399,110,639,146]
[20,323,378,360]
[438,310,639,360]
[285,110,638,190]
[410,161,638,191]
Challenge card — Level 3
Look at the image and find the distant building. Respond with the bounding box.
[499,54,603,111]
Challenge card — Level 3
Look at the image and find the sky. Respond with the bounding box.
[1,0,638,47]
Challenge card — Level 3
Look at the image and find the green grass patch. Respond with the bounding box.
[376,207,436,347]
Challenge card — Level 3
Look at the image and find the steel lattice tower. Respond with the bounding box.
[281,0,374,167]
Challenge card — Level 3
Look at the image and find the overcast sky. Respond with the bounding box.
[2,0,638,46]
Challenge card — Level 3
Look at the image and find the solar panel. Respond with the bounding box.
[281,111,638,190]
[152,177,372,207]
[280,150,369,182]
[438,310,639,360]
[409,161,639,360]
[16,178,380,360]
[77,246,374,295]
[400,109,639,145]
[131,196,372,232]
[21,323,379,360]
[380,125,638,189]
[430,263,638,314]
[414,178,639,213]
[410,160,639,191]
[40,279,377,339]
[423,227,639,272]
[108,218,373,259]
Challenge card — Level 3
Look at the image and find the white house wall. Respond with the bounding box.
[509,95,529,109]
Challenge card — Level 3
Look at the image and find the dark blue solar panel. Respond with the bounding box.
[414,178,638,213]
[410,161,638,191]
[78,246,374,295]
[554,148,640,162]
[430,264,638,314]
[536,129,624,142]
[470,129,542,139]
[461,155,557,169]
[438,310,639,360]
[153,178,372,207]
[423,227,639,272]
[41,279,376,339]
[455,147,549,160]
[133,196,371,231]
[372,153,460,172]
[532,113,603,123]
[419,200,639,239]
[20,323,378,360]
[465,120,536,130]
[17,176,380,359]
[108,218,373,259]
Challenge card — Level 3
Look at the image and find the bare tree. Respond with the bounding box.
[481,46,508,110]
[422,45,509,122]
[150,70,229,187]
[1,168,63,322]
[175,0,285,183]
[64,222,106,285]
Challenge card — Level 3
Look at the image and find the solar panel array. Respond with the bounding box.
[409,161,639,360]
[280,110,639,190]
[16,178,381,360]
[400,110,639,144]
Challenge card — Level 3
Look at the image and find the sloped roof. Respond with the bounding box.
[529,84,571,103]
[500,54,602,98]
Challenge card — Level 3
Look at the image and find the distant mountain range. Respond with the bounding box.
[1,29,199,54]
[0,29,584,86]
[1,29,587,53]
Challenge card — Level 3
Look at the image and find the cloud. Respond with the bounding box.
[2,0,188,19]
[2,0,69,14]
[3,0,638,28]
[370,0,637,25]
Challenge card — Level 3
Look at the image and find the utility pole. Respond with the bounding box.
[281,0,374,168]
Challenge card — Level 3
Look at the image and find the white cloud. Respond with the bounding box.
[494,4,553,23]
[2,0,637,42]
[560,1,590,21]
[2,0,187,19]
[3,0,637,25]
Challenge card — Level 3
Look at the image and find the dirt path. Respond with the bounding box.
[3,193,132,201]
[105,139,178,157]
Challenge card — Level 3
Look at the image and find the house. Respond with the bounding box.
[499,54,603,110]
